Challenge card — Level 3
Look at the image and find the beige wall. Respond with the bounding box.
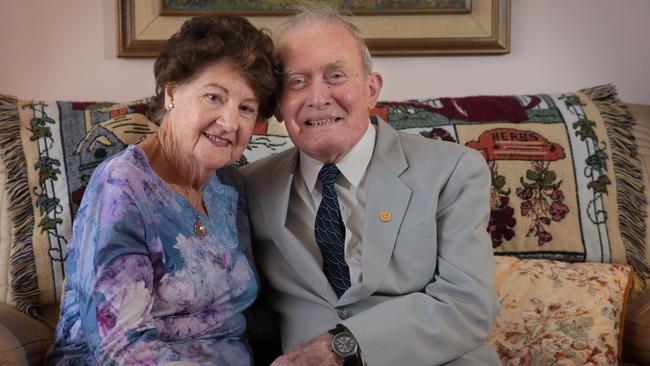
[1,0,649,104]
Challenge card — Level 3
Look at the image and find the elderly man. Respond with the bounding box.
[241,7,501,366]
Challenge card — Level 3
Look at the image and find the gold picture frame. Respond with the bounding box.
[117,0,510,57]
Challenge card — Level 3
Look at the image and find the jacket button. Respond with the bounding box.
[338,308,353,320]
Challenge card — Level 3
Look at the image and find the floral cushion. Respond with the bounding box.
[489,256,633,365]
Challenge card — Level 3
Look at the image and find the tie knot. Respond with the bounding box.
[318,164,340,187]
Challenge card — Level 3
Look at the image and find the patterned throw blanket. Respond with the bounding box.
[0,85,646,319]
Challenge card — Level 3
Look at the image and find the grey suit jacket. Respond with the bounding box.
[241,121,500,366]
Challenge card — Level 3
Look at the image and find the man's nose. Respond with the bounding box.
[307,79,331,108]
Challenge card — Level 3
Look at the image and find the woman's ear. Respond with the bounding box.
[366,72,383,110]
[164,84,177,109]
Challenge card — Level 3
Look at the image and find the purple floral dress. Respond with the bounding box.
[46,145,258,365]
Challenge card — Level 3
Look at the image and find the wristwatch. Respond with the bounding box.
[329,324,360,366]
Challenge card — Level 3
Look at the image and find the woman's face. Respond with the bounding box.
[164,61,260,172]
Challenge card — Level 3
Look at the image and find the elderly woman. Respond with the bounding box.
[46,14,279,366]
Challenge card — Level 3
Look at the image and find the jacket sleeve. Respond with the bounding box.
[342,149,499,366]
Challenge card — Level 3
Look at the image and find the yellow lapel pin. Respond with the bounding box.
[379,211,392,222]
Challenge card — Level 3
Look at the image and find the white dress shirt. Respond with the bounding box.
[286,122,376,297]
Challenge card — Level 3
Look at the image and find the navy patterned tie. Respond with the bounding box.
[315,164,350,298]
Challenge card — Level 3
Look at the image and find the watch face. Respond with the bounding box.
[332,332,357,356]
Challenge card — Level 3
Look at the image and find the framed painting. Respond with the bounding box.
[117,0,510,57]
[159,0,472,16]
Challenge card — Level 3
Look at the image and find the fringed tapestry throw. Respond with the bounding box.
[0,85,646,318]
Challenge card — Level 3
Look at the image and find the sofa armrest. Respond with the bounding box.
[624,286,650,364]
[0,303,55,366]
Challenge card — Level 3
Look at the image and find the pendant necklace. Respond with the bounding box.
[192,196,207,240]
[185,185,207,239]
[194,212,208,240]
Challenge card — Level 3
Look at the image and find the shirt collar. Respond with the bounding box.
[299,122,376,192]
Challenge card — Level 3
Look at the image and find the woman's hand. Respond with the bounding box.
[270,333,343,366]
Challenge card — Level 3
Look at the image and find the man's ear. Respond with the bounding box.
[366,72,383,110]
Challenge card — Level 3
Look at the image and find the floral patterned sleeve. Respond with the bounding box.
[76,166,178,365]
[92,255,176,364]
[50,147,255,366]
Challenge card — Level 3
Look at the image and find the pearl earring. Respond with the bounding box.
[167,101,175,111]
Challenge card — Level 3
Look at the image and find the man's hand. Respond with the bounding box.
[270,333,343,366]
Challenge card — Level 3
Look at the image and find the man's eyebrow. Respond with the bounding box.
[325,61,345,69]
[283,61,347,75]
[283,68,299,76]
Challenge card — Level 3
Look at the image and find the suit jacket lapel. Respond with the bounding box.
[262,148,338,303]
[349,121,412,303]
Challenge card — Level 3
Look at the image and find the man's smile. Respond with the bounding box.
[305,117,343,126]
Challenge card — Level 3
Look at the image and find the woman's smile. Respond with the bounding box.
[203,132,232,148]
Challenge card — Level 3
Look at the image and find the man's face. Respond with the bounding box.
[276,22,382,163]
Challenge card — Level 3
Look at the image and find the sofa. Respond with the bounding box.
[1,85,649,366]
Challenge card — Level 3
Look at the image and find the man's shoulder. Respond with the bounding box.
[239,147,296,189]
[388,130,488,179]
[395,130,476,160]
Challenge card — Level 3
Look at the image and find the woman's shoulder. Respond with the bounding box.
[90,144,153,185]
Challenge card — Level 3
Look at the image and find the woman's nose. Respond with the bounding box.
[217,103,239,132]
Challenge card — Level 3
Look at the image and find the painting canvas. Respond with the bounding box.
[161,0,471,15]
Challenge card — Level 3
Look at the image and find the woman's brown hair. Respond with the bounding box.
[152,14,280,124]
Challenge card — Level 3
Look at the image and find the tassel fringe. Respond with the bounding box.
[0,94,40,317]
[581,85,650,282]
